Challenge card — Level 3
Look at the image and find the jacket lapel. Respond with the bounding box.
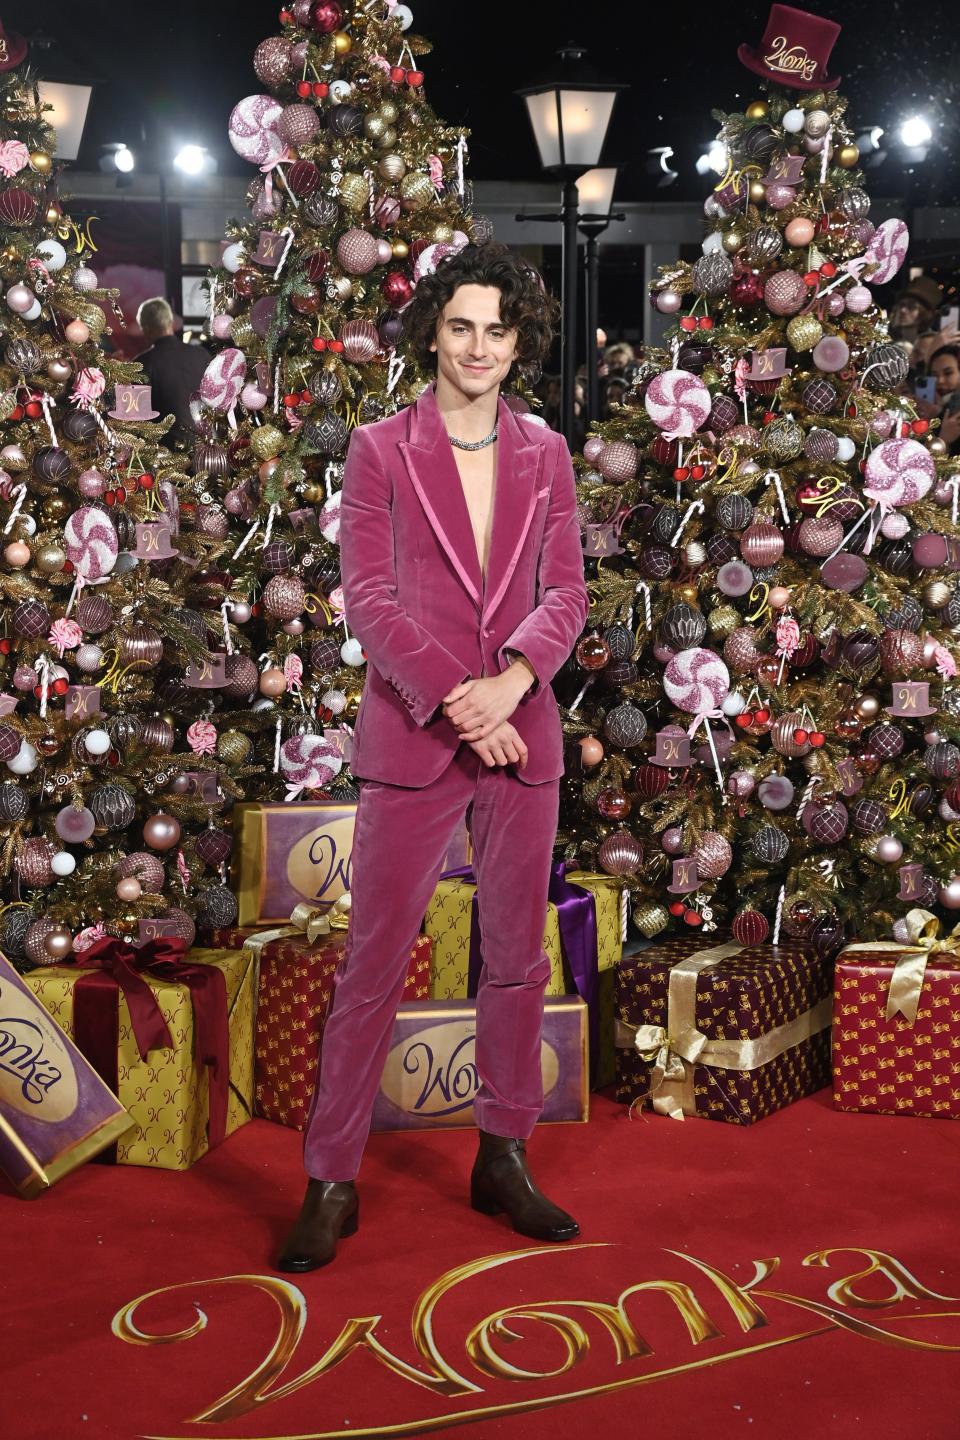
[398,385,546,621]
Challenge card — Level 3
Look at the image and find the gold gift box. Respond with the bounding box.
[24,948,255,1170]
[422,870,623,1006]
[232,801,357,925]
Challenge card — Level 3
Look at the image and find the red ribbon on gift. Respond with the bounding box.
[73,937,230,1151]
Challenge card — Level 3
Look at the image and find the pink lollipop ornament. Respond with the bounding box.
[280,734,343,799]
[64,506,118,581]
[200,348,247,413]
[319,489,341,544]
[644,368,711,438]
[228,94,285,167]
[863,218,909,286]
[864,438,935,509]
[663,645,730,789]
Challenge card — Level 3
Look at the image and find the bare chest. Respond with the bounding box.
[450,443,498,580]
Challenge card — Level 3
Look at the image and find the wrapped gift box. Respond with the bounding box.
[25,946,255,1169]
[254,931,432,1130]
[0,953,133,1197]
[232,801,357,925]
[372,997,588,1131]
[615,936,832,1124]
[834,939,960,1119]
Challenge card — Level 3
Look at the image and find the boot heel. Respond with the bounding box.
[340,1204,360,1238]
[470,1184,502,1216]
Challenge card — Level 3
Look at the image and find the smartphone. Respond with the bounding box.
[916,376,937,404]
[946,306,960,334]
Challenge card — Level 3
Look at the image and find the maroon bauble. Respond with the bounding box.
[806,800,849,844]
[287,159,322,197]
[310,0,344,33]
[304,249,330,282]
[925,741,960,779]
[13,599,50,638]
[76,594,114,634]
[732,909,769,945]
[650,436,679,467]
[708,394,740,433]
[0,188,38,227]
[261,540,295,574]
[802,378,838,414]
[119,622,163,671]
[140,717,175,752]
[870,723,904,759]
[196,828,233,868]
[639,544,676,581]
[879,629,924,674]
[634,763,670,799]
[290,283,323,315]
[596,786,632,820]
[158,907,195,945]
[381,271,414,307]
[850,798,888,835]
[603,659,638,688]
[0,724,19,762]
[576,634,610,671]
[222,654,260,700]
[729,272,765,307]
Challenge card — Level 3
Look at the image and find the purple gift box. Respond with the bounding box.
[371,997,588,1132]
[0,953,133,1196]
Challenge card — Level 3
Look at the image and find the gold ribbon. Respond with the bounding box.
[615,940,832,1120]
[242,896,351,959]
[839,908,960,1025]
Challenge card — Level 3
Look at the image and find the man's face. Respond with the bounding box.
[430,284,518,399]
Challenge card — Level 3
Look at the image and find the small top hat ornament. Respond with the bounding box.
[888,681,936,718]
[109,383,160,422]
[134,522,178,561]
[667,857,700,895]
[897,863,925,903]
[0,19,27,72]
[738,4,841,92]
[747,347,790,381]
[651,726,691,768]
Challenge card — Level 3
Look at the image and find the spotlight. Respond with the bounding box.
[174,144,206,176]
[899,115,932,148]
[114,145,135,173]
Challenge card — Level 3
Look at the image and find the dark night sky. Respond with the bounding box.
[8,0,960,204]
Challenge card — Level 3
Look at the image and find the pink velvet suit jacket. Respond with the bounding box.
[340,383,589,788]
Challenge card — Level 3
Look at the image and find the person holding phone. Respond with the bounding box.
[930,344,960,453]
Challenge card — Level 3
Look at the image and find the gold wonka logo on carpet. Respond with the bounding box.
[112,1246,960,1439]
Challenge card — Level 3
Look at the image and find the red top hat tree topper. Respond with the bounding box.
[738,4,841,92]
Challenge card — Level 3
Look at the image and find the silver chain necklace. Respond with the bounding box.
[447,425,498,451]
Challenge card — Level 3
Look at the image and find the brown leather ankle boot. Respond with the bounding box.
[275,1179,359,1273]
[470,1131,580,1242]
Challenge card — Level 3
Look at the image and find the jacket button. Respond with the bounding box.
[483,626,492,637]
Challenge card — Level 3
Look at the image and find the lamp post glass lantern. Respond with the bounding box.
[36,80,93,161]
[577,167,620,425]
[518,48,624,446]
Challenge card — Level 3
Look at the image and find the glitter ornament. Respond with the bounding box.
[633,903,670,939]
[864,439,935,508]
[64,506,118,581]
[763,417,804,462]
[798,514,844,556]
[217,730,253,765]
[15,837,56,887]
[197,885,239,930]
[690,251,733,296]
[228,94,285,166]
[863,343,909,391]
[253,36,294,87]
[598,830,643,876]
[732,909,769,945]
[24,918,68,966]
[692,831,733,879]
[751,825,789,864]
[279,103,321,147]
[603,703,647,748]
[597,440,638,483]
[117,851,166,891]
[222,654,260,700]
[644,369,711,436]
[786,313,823,351]
[803,378,838,414]
[336,227,380,275]
[764,270,808,315]
[663,647,730,713]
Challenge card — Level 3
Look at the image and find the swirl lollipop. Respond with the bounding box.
[64,506,118,580]
[200,348,247,412]
[228,94,285,167]
[644,368,711,438]
[280,734,344,798]
[863,218,909,285]
[319,490,341,544]
[663,646,731,791]
[864,438,935,508]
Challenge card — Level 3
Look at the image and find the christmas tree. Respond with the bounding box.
[561,12,960,950]
[198,0,485,801]
[0,42,245,966]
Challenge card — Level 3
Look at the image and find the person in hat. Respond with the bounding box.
[890,275,949,362]
[277,241,589,1274]
[135,298,211,450]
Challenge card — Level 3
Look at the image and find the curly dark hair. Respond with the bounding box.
[402,241,559,384]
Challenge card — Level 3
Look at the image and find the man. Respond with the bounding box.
[135,297,211,449]
[278,242,589,1272]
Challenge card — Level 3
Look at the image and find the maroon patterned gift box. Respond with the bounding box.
[252,931,431,1130]
[833,945,960,1119]
[615,936,832,1124]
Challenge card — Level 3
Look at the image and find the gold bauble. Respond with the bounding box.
[390,238,410,260]
[431,223,454,243]
[364,114,386,142]
[923,579,952,611]
[721,229,744,254]
[338,172,370,211]
[836,143,859,169]
[786,313,824,351]
[303,483,324,503]
[285,354,313,388]
[399,171,433,211]
[249,424,287,461]
[748,179,767,203]
[805,91,827,110]
[378,153,407,182]
[328,274,353,302]
[929,437,948,456]
[632,902,670,939]
[379,100,399,124]
[708,605,741,638]
[42,495,70,520]
[1,243,17,263]
[333,30,352,54]
[44,203,62,225]
[678,583,700,603]
[29,150,53,175]
[378,126,397,149]
[344,688,363,718]
[229,318,257,351]
[746,100,769,120]
[34,542,66,574]
[216,730,253,766]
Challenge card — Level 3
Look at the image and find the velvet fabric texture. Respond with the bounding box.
[302,745,561,1180]
[340,383,590,787]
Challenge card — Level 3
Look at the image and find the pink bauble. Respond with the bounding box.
[740,521,785,566]
[376,239,394,265]
[228,94,285,166]
[845,284,873,314]
[597,440,638,482]
[644,368,711,436]
[253,35,294,87]
[143,812,182,851]
[64,506,118,580]
[579,736,604,766]
[240,383,268,411]
[692,830,733,879]
[64,320,90,345]
[116,876,143,902]
[656,290,682,314]
[211,314,234,340]
[784,217,815,247]
[78,468,107,498]
[663,646,730,714]
[826,292,846,317]
[117,851,165,891]
[336,228,380,275]
[812,335,850,372]
[864,438,935,508]
[764,270,808,316]
[278,103,321,147]
[583,436,605,464]
[767,183,797,210]
[662,825,685,855]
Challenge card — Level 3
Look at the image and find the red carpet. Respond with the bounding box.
[5,1091,959,1440]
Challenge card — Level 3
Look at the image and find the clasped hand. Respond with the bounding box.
[441,674,528,769]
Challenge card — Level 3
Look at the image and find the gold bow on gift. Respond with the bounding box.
[243,895,352,959]
[616,940,832,1121]
[841,908,960,1025]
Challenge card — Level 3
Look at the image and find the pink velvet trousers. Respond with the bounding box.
[302,743,561,1181]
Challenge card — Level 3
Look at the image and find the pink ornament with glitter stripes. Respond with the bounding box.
[663,646,730,714]
[864,438,935,508]
[644,368,711,437]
